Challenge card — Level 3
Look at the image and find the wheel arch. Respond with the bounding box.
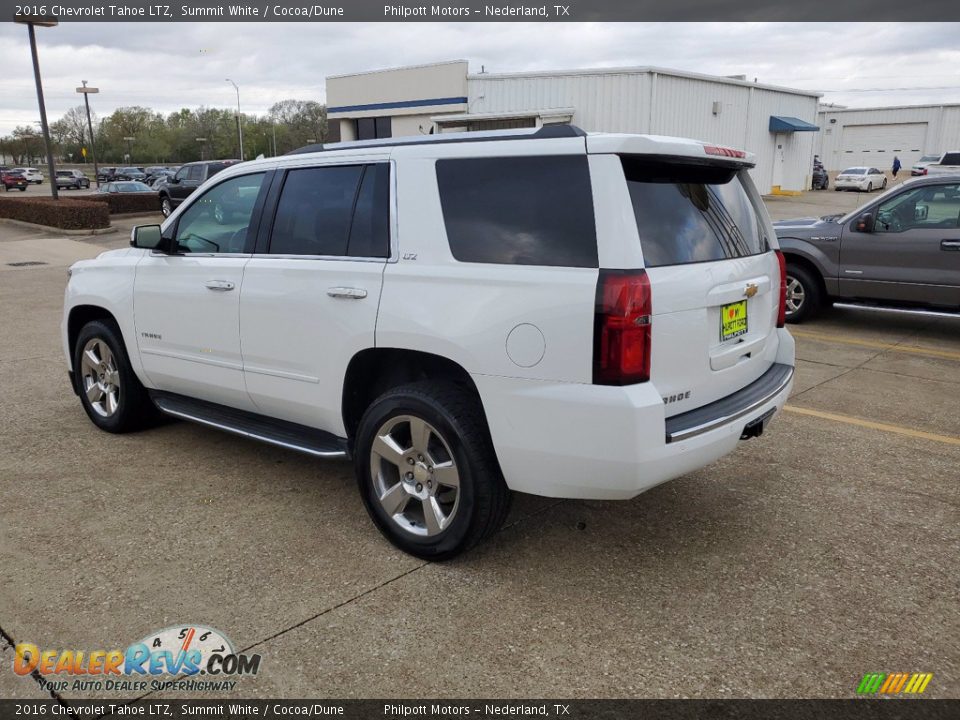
[341,348,485,452]
[781,252,829,301]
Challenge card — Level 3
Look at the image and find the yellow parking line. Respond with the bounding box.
[783,405,960,447]
[790,329,960,362]
[791,329,960,361]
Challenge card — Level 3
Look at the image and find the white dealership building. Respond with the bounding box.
[326,60,823,195]
[816,103,960,172]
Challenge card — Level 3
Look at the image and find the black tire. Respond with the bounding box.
[785,264,823,324]
[823,177,829,190]
[160,195,173,217]
[354,381,511,560]
[74,319,157,433]
[19,187,26,192]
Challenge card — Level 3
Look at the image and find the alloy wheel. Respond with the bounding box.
[369,415,461,537]
[785,275,805,315]
[79,338,121,418]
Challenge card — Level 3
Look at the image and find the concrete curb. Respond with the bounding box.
[0,217,118,236]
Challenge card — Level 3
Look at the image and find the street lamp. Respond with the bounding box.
[76,80,100,187]
[15,14,59,199]
[123,136,135,163]
[195,137,207,161]
[225,78,244,161]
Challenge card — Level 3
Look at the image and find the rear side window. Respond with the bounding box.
[621,157,769,267]
[268,164,389,258]
[206,162,229,177]
[941,152,960,165]
[436,156,597,268]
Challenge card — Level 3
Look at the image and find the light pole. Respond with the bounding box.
[76,80,100,187]
[15,14,59,199]
[123,136,135,163]
[195,137,207,161]
[225,78,244,161]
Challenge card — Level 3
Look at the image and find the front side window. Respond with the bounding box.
[621,158,769,267]
[436,155,598,268]
[174,166,189,182]
[187,165,204,182]
[269,164,391,257]
[174,172,266,253]
[875,183,960,233]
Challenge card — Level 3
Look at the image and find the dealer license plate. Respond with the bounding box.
[721,300,748,341]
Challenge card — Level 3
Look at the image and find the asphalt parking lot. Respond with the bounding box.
[0,191,957,701]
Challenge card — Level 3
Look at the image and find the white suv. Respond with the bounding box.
[63,126,795,559]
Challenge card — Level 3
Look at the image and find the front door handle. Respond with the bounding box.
[205,280,235,291]
[941,240,960,251]
[327,287,368,299]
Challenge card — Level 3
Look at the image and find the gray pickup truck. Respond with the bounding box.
[775,174,960,321]
[923,151,960,176]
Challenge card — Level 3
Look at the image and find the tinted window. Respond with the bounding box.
[356,118,376,141]
[207,162,230,177]
[346,165,390,258]
[269,165,365,256]
[174,173,265,254]
[941,152,960,165]
[876,183,960,232]
[621,157,769,267]
[375,117,391,139]
[436,156,597,267]
[187,165,204,182]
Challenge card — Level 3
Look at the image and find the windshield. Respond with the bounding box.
[841,168,867,175]
[919,155,940,162]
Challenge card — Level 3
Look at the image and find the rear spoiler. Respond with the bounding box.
[586,134,756,168]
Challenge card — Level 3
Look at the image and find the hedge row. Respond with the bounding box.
[0,196,109,230]
[83,192,161,215]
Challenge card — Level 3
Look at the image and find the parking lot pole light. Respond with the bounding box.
[76,81,100,187]
[196,137,207,161]
[123,136,135,163]
[225,78,244,161]
[16,16,59,199]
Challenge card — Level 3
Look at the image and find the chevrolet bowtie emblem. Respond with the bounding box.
[744,283,759,298]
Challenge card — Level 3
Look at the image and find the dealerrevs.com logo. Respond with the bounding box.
[14,624,261,693]
[856,672,934,696]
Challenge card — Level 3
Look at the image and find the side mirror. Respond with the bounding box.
[130,224,169,251]
[855,212,874,233]
[914,205,929,221]
[169,176,180,184]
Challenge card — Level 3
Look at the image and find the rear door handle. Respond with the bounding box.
[327,287,368,299]
[941,240,960,251]
[205,280,235,291]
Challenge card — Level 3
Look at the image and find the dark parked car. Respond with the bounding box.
[97,167,117,182]
[99,181,154,194]
[114,167,147,182]
[775,174,960,321]
[158,160,238,217]
[2,170,28,191]
[55,169,91,189]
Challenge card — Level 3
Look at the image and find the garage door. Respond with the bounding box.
[838,123,928,170]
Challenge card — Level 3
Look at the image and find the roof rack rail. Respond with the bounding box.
[285,124,586,155]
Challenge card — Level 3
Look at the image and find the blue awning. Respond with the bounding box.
[769,116,820,133]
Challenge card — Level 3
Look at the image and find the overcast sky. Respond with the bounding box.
[2,22,959,135]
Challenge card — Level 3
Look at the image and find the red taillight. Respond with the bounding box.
[593,270,651,385]
[775,250,787,328]
[922,168,928,175]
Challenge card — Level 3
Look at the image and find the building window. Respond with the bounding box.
[355,116,392,141]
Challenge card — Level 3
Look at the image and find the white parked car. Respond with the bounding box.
[62,126,795,559]
[834,167,887,192]
[911,154,943,176]
[14,167,43,184]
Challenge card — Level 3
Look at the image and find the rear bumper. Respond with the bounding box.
[475,328,795,500]
[665,363,794,443]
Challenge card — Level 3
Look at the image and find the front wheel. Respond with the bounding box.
[354,381,511,560]
[785,264,823,323]
[866,182,873,192]
[160,196,173,217]
[74,319,157,433]
[882,178,888,189]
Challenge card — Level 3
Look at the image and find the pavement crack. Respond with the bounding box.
[0,622,71,706]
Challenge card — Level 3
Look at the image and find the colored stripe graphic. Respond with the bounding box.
[857,672,933,694]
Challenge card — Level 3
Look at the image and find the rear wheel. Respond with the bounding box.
[866,182,873,192]
[823,177,829,190]
[355,381,511,560]
[160,195,173,217]
[74,319,157,433]
[785,264,822,323]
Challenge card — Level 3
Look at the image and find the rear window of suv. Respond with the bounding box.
[436,155,598,268]
[621,157,769,267]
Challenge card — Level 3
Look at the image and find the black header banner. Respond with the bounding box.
[0,700,958,720]
[5,0,960,21]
